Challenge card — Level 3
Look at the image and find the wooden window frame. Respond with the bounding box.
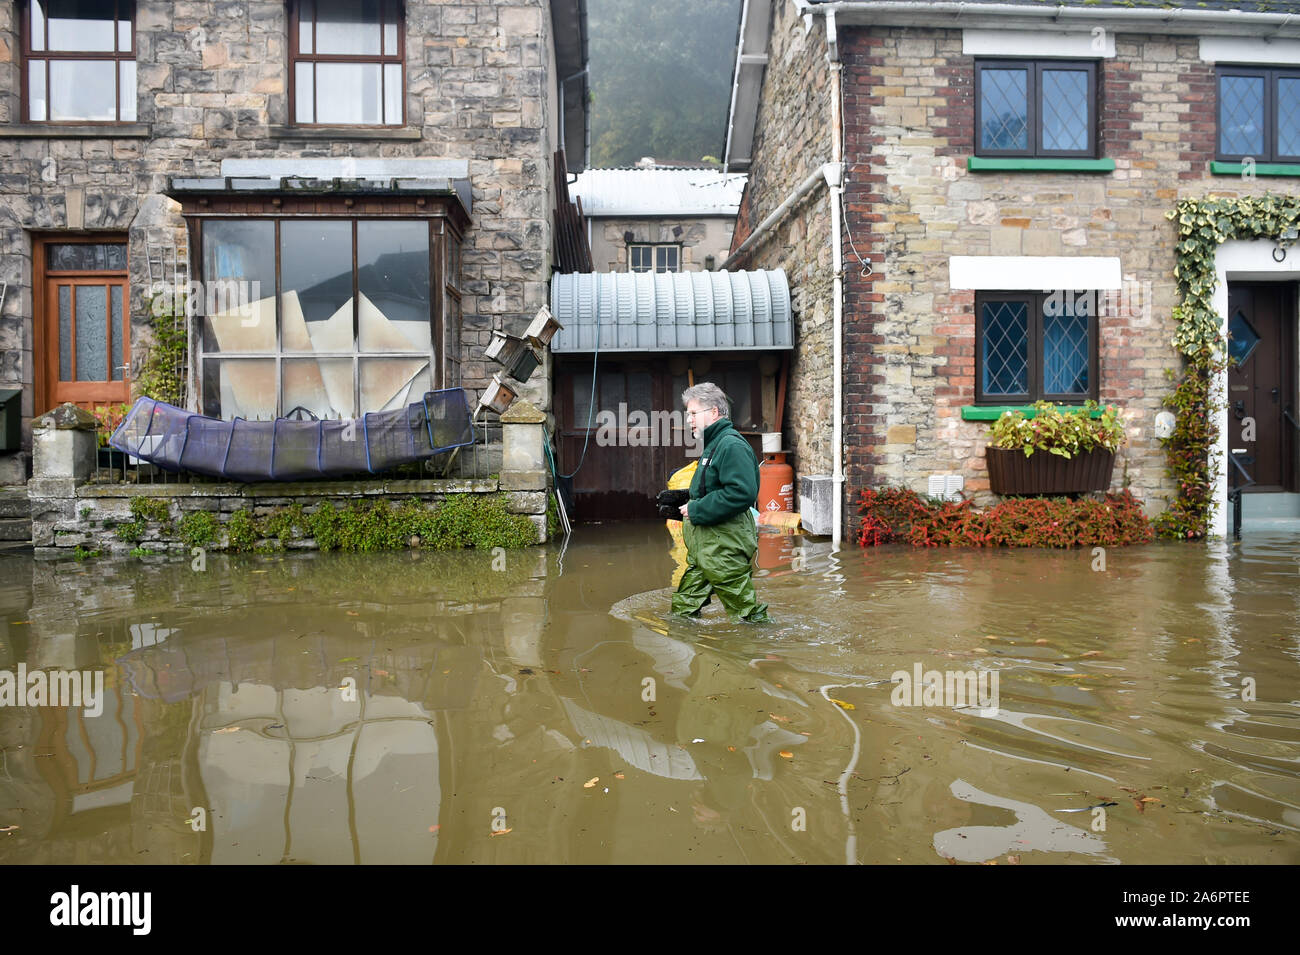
[974,59,1099,159]
[1215,65,1300,164]
[20,0,137,125]
[288,0,406,128]
[974,290,1099,405]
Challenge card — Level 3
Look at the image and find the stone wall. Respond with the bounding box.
[588,217,735,272]
[728,1,835,485]
[0,0,563,448]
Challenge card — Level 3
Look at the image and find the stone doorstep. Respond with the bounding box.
[0,491,31,518]
[0,518,32,541]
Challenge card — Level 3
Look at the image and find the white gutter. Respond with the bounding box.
[808,1,1300,35]
[720,165,828,271]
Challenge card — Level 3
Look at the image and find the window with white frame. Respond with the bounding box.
[629,244,681,273]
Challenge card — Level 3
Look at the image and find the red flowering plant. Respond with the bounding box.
[92,403,130,449]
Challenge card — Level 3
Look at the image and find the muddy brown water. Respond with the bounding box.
[0,524,1296,864]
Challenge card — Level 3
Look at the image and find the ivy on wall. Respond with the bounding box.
[134,293,187,407]
[1161,194,1300,537]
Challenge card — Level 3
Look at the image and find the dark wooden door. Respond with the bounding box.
[1227,283,1296,492]
[35,238,131,415]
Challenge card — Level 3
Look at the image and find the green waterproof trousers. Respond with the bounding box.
[671,509,771,623]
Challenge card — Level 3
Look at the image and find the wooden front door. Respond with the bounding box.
[1227,283,1297,492]
[35,238,131,415]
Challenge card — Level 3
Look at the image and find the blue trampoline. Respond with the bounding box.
[109,389,475,481]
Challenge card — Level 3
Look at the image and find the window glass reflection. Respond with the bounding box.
[50,59,116,121]
[45,0,117,52]
[315,0,381,55]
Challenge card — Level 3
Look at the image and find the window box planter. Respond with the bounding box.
[985,446,1116,495]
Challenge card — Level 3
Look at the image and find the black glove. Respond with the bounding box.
[656,488,690,519]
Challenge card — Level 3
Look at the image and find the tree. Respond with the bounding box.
[588,0,742,167]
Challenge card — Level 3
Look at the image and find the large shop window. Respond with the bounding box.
[1217,66,1300,164]
[291,0,405,126]
[22,0,137,123]
[199,219,456,421]
[975,290,1098,404]
[975,60,1098,158]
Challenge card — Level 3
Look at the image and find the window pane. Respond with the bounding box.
[29,60,48,121]
[1041,69,1088,152]
[360,359,430,413]
[981,300,1029,396]
[31,1,46,51]
[630,246,651,273]
[981,68,1028,151]
[1220,74,1265,156]
[118,17,130,52]
[111,285,124,380]
[203,221,277,353]
[48,243,126,270]
[45,0,117,52]
[59,286,72,381]
[75,285,108,381]
[358,221,429,352]
[298,0,314,53]
[295,62,314,123]
[384,7,398,56]
[285,357,351,419]
[281,220,353,353]
[1043,293,1089,395]
[203,358,276,420]
[384,62,402,124]
[1279,77,1300,157]
[50,59,116,121]
[572,374,593,428]
[315,0,381,55]
[315,63,383,124]
[119,60,136,122]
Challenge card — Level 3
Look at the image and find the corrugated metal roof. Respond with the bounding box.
[550,270,791,352]
[570,168,747,217]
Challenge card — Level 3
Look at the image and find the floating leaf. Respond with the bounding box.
[829,698,856,711]
[428,824,440,833]
[213,726,240,734]
[614,772,625,780]
[490,828,512,836]
[583,777,599,788]
[778,751,794,759]
[769,713,791,723]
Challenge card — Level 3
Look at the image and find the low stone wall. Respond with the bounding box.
[32,478,546,558]
[28,400,553,558]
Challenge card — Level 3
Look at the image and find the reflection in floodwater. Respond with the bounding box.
[0,523,1297,864]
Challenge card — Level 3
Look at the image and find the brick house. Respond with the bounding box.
[0,0,590,483]
[724,0,1300,542]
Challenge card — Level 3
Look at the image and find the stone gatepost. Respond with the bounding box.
[29,403,97,554]
[499,399,550,543]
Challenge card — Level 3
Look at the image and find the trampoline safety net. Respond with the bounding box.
[109,389,476,481]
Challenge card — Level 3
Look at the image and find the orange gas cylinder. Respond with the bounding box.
[757,452,795,513]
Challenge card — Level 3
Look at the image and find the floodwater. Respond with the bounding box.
[0,523,1297,865]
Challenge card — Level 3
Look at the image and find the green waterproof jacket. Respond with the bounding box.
[687,418,759,526]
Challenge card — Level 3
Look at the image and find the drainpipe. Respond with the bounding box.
[826,12,845,549]
[720,166,828,271]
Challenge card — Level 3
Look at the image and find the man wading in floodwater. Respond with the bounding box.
[671,383,771,623]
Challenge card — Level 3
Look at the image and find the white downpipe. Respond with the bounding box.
[828,24,844,549]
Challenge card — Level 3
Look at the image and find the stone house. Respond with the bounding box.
[570,163,745,274]
[724,0,1300,542]
[0,0,590,485]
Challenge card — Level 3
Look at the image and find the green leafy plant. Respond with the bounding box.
[178,510,219,548]
[225,508,260,553]
[987,400,1125,458]
[91,403,130,449]
[136,292,187,405]
[1152,348,1227,540]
